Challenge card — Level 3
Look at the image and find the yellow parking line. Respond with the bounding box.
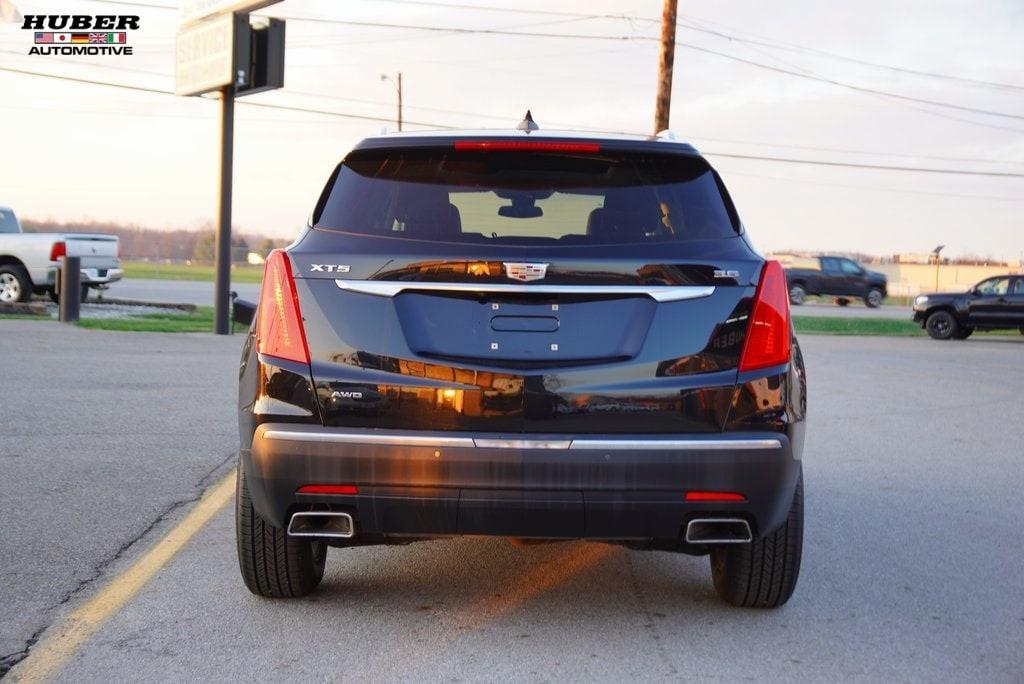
[8,470,237,684]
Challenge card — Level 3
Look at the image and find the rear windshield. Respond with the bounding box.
[0,208,20,234]
[314,148,740,246]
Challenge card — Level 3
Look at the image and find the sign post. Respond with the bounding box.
[175,0,283,335]
[215,88,234,335]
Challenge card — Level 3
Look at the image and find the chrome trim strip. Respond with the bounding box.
[568,438,782,451]
[262,429,475,448]
[335,279,715,303]
[473,438,573,450]
[263,430,781,451]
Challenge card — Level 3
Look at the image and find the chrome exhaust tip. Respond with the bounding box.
[287,511,355,539]
[685,518,752,544]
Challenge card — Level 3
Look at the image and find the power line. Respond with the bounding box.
[85,0,1024,93]
[703,151,1024,178]
[690,134,1024,167]
[0,66,452,127]
[79,0,1024,121]
[261,18,1024,121]
[363,0,656,22]
[377,0,1024,92]
[5,65,1024,178]
[681,42,1024,121]
[676,19,1024,92]
[717,168,1024,203]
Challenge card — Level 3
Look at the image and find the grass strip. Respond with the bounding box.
[74,306,216,333]
[122,261,263,284]
[793,316,924,336]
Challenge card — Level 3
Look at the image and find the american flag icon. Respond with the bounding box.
[35,32,71,43]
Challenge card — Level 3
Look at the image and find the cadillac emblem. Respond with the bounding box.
[503,262,548,282]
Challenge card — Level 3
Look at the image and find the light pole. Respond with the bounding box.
[380,71,402,132]
[932,244,945,292]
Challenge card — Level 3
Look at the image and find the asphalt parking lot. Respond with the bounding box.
[1,321,1022,681]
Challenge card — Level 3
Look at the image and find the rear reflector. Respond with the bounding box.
[738,260,791,372]
[297,484,359,495]
[685,491,747,502]
[256,250,310,364]
[454,140,600,153]
[49,241,66,262]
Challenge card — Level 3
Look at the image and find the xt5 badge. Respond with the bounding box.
[310,264,351,273]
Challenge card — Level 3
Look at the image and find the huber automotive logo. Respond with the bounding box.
[22,14,139,56]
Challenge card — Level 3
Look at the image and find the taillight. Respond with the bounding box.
[738,260,791,372]
[685,491,747,502]
[453,140,600,153]
[256,250,310,364]
[50,241,66,261]
[297,484,358,495]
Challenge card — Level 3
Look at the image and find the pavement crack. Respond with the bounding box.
[0,451,236,679]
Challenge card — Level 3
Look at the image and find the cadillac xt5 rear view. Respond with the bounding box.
[235,131,807,608]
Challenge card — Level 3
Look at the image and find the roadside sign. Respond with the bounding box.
[175,12,240,96]
[174,0,285,334]
[180,0,280,26]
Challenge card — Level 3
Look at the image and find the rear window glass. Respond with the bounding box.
[0,208,20,234]
[314,148,740,245]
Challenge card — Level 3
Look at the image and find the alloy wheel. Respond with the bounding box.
[0,273,21,303]
[928,316,951,338]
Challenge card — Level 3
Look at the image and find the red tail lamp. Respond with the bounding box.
[685,491,747,502]
[297,484,359,495]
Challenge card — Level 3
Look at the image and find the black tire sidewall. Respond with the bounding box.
[926,311,957,340]
[865,288,883,308]
[789,285,806,306]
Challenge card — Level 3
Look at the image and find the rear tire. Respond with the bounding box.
[788,284,806,306]
[48,286,89,304]
[925,310,958,340]
[865,288,883,308]
[710,472,803,608]
[0,264,32,303]
[235,460,326,598]
[953,327,974,340]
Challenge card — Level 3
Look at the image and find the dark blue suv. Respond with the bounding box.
[235,131,807,608]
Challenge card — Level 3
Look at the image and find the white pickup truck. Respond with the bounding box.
[0,206,122,303]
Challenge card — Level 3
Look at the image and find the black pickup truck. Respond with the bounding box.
[783,256,888,308]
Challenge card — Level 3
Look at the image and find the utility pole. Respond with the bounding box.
[213,86,235,335]
[653,0,678,134]
[381,71,403,131]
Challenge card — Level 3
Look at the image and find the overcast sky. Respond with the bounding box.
[1,0,1022,261]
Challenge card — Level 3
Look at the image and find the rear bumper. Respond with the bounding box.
[40,266,123,286]
[244,423,802,543]
[82,267,123,285]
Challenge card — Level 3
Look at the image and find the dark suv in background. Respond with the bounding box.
[236,130,807,608]
[784,255,887,307]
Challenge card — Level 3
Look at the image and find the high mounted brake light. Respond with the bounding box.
[49,241,66,262]
[453,140,600,153]
[738,260,791,372]
[256,250,310,364]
